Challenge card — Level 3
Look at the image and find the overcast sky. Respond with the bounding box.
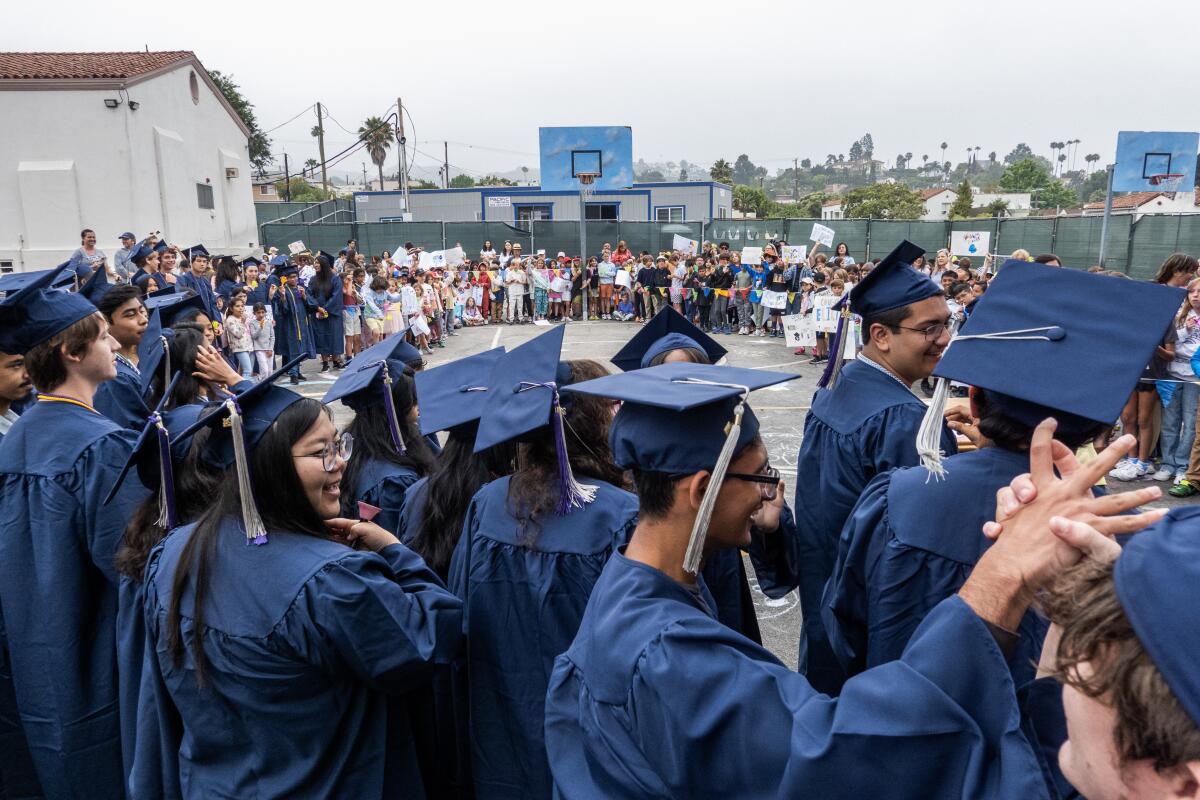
[11,0,1200,181]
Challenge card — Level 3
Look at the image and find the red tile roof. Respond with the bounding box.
[1083,191,1166,210]
[822,199,842,207]
[0,51,193,80]
[920,187,953,200]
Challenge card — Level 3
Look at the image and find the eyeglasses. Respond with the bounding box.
[895,318,951,340]
[294,432,354,472]
[724,465,781,500]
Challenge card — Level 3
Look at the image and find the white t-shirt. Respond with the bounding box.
[0,408,17,438]
[1170,310,1200,380]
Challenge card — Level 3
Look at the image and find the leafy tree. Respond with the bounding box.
[948,180,974,219]
[732,185,772,215]
[733,154,759,186]
[987,151,997,164]
[998,158,1052,192]
[478,175,516,186]
[1038,181,1079,210]
[208,70,272,172]
[636,169,666,182]
[842,184,923,219]
[849,141,864,162]
[796,192,829,218]
[709,158,734,184]
[800,158,812,170]
[411,178,438,189]
[679,168,688,181]
[1079,168,1109,203]
[985,198,1009,218]
[860,134,874,160]
[895,153,907,170]
[449,174,476,188]
[357,115,393,192]
[1004,143,1034,164]
[274,177,332,203]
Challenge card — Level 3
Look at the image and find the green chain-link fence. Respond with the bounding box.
[258,205,1200,280]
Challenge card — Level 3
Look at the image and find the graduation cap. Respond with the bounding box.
[323,337,417,454]
[272,258,299,278]
[611,307,727,372]
[137,308,174,396]
[240,255,263,268]
[818,240,937,389]
[79,261,111,305]
[916,261,1184,476]
[414,347,504,436]
[152,239,169,255]
[182,244,209,260]
[147,290,207,327]
[130,243,156,268]
[0,261,97,355]
[315,250,335,268]
[563,362,799,574]
[1113,509,1200,728]
[103,372,183,525]
[0,267,77,294]
[473,325,594,514]
[172,355,308,544]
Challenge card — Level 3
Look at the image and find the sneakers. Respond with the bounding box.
[1108,459,1150,482]
[738,327,749,336]
[1175,469,1187,485]
[1169,478,1199,497]
[1150,466,1174,482]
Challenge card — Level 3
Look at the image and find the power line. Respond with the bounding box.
[263,104,316,134]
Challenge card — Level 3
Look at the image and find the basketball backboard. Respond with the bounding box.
[1113,131,1199,192]
[538,126,634,191]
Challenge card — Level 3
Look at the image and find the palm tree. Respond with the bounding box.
[1068,139,1082,173]
[304,158,319,177]
[905,152,913,169]
[357,116,393,191]
[521,166,530,185]
[988,150,997,164]
[1085,153,1100,175]
[921,154,929,171]
[940,142,948,170]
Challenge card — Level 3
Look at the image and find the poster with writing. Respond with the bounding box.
[811,294,841,332]
[810,223,835,247]
[782,245,807,264]
[614,269,632,289]
[672,234,699,256]
[949,230,990,257]
[445,246,465,266]
[741,246,764,265]
[418,251,435,270]
[842,319,862,359]
[761,290,788,310]
[287,241,306,255]
[782,314,816,347]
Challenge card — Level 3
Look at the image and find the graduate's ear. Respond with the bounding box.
[866,321,892,352]
[686,470,711,512]
[968,385,982,419]
[1169,761,1200,799]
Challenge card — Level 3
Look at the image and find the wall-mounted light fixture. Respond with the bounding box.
[104,98,120,109]
[128,101,140,111]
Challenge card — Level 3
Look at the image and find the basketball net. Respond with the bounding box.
[579,172,598,202]
[1149,173,1186,199]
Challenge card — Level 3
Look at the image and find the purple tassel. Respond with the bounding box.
[381,366,406,455]
[153,414,177,530]
[817,314,847,388]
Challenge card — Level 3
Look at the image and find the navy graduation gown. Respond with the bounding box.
[94,356,147,430]
[175,271,220,322]
[134,518,463,799]
[397,476,430,550]
[272,285,316,363]
[766,358,957,694]
[448,476,638,800]
[545,550,1048,800]
[823,447,1073,798]
[353,459,423,539]
[700,547,761,643]
[0,399,147,798]
[306,279,344,356]
[242,281,270,309]
[214,278,242,303]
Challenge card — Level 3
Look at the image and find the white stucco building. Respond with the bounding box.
[0,51,258,272]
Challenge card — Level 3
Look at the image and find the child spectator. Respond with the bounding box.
[248,302,275,378]
[613,289,635,321]
[462,296,485,327]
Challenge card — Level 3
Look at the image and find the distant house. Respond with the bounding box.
[821,199,844,220]
[1082,189,1200,221]
[920,188,957,221]
[252,179,280,202]
[972,189,1033,218]
[0,50,258,270]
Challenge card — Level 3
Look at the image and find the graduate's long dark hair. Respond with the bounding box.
[312,258,336,299]
[166,398,332,685]
[339,367,435,517]
[116,427,221,582]
[507,359,627,543]
[146,327,208,410]
[411,429,516,579]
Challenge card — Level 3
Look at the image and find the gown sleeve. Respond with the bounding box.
[361,473,419,538]
[301,545,463,692]
[820,472,892,676]
[83,430,148,584]
[863,404,958,476]
[747,502,802,598]
[626,598,1047,800]
[93,370,147,431]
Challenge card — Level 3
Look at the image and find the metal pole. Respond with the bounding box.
[396,97,410,213]
[283,152,290,202]
[579,188,588,320]
[1098,164,1115,267]
[443,141,450,189]
[316,102,328,194]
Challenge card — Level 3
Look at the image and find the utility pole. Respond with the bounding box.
[283,152,291,201]
[793,157,799,202]
[396,97,410,212]
[444,141,450,188]
[362,162,368,191]
[315,102,329,193]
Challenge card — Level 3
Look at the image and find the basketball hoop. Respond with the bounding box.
[578,172,599,202]
[1149,173,1187,198]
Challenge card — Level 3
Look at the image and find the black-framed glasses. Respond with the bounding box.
[895,318,951,340]
[725,466,781,500]
[294,432,354,472]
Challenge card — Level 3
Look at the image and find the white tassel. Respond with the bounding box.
[683,402,744,575]
[161,335,171,390]
[917,374,953,480]
[226,399,267,544]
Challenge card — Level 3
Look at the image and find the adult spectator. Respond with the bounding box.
[0,348,32,440]
[1157,277,1200,485]
[612,240,635,267]
[597,252,617,319]
[114,232,137,282]
[69,228,107,279]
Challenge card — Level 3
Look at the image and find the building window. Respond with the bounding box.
[0,260,13,274]
[718,207,728,219]
[585,203,618,221]
[515,204,553,229]
[655,206,684,223]
[189,71,200,105]
[197,183,215,210]
[259,184,275,196]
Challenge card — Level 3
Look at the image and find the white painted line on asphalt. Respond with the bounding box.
[490,328,502,349]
